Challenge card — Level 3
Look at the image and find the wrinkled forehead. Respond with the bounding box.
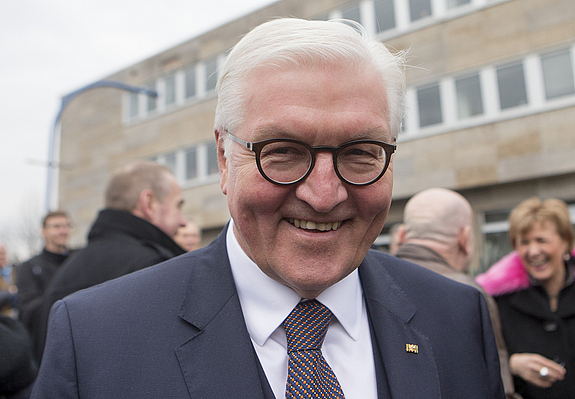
[241,64,390,140]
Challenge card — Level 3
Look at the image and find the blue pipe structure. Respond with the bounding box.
[45,80,158,211]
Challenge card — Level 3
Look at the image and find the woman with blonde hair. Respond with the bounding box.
[477,197,575,399]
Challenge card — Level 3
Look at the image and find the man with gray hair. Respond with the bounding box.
[33,19,503,398]
[396,187,520,398]
[36,161,186,361]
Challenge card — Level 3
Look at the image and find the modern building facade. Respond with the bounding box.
[56,0,575,272]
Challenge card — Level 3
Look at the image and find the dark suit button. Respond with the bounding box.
[33,266,42,275]
[544,322,558,332]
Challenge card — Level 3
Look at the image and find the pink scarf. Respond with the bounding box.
[476,249,575,296]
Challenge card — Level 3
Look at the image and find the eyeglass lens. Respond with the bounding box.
[258,141,388,185]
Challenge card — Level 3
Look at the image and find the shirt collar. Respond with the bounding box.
[226,219,364,346]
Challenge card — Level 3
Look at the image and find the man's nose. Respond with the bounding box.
[295,152,348,212]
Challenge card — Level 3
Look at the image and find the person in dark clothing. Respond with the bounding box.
[17,211,75,354]
[32,19,503,399]
[0,315,37,398]
[477,197,575,399]
[36,161,186,361]
[395,188,520,398]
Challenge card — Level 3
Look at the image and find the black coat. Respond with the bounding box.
[17,249,73,341]
[0,315,37,396]
[495,263,575,399]
[36,209,185,361]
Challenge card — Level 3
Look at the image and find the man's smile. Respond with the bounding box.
[286,218,343,231]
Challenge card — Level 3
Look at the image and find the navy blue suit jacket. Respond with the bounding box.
[32,225,504,398]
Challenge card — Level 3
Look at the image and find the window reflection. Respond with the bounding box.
[165,75,176,106]
[410,0,432,21]
[375,0,396,32]
[185,68,196,99]
[417,84,442,127]
[541,50,575,100]
[497,62,527,110]
[455,74,483,119]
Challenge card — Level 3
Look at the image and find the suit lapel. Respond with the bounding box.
[360,253,441,399]
[175,226,273,399]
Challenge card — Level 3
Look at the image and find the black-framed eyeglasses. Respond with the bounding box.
[226,131,396,186]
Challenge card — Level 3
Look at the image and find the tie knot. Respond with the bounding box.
[284,300,333,352]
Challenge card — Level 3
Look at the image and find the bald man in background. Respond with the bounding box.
[395,188,520,399]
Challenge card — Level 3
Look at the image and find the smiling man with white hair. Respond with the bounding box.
[33,19,504,399]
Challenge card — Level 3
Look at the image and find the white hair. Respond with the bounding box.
[214,18,406,156]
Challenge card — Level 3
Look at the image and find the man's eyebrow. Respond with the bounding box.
[250,126,294,141]
[346,127,392,142]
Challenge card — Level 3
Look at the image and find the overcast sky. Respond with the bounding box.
[0,0,277,256]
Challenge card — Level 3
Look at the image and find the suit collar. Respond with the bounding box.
[360,251,441,399]
[359,251,416,324]
[176,223,274,399]
[176,234,441,399]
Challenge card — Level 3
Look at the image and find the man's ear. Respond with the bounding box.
[458,226,472,256]
[215,129,229,195]
[133,189,156,222]
[398,224,406,244]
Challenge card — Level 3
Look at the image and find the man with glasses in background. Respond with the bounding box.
[33,19,504,398]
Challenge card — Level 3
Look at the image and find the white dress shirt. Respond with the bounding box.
[227,219,378,399]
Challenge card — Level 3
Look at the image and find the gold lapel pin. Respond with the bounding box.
[405,343,419,354]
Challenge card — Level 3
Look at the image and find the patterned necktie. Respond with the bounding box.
[284,300,345,399]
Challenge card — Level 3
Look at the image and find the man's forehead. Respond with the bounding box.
[45,215,68,224]
[240,64,391,141]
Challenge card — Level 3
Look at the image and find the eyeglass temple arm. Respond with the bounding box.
[225,130,254,151]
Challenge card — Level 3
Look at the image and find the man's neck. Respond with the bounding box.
[402,239,465,272]
[45,243,68,254]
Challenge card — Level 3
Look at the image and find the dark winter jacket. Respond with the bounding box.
[477,252,575,399]
[17,249,74,340]
[0,315,37,396]
[36,209,185,361]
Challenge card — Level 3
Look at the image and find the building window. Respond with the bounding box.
[497,62,527,110]
[455,74,483,119]
[417,84,442,127]
[206,142,219,176]
[446,0,471,9]
[165,151,176,174]
[342,3,361,24]
[410,0,432,21]
[185,147,198,180]
[374,0,396,32]
[480,210,512,273]
[128,93,139,118]
[185,68,196,99]
[205,57,218,93]
[541,49,575,100]
[165,75,176,106]
[147,82,157,112]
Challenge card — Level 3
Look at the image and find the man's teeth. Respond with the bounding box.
[288,218,342,231]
